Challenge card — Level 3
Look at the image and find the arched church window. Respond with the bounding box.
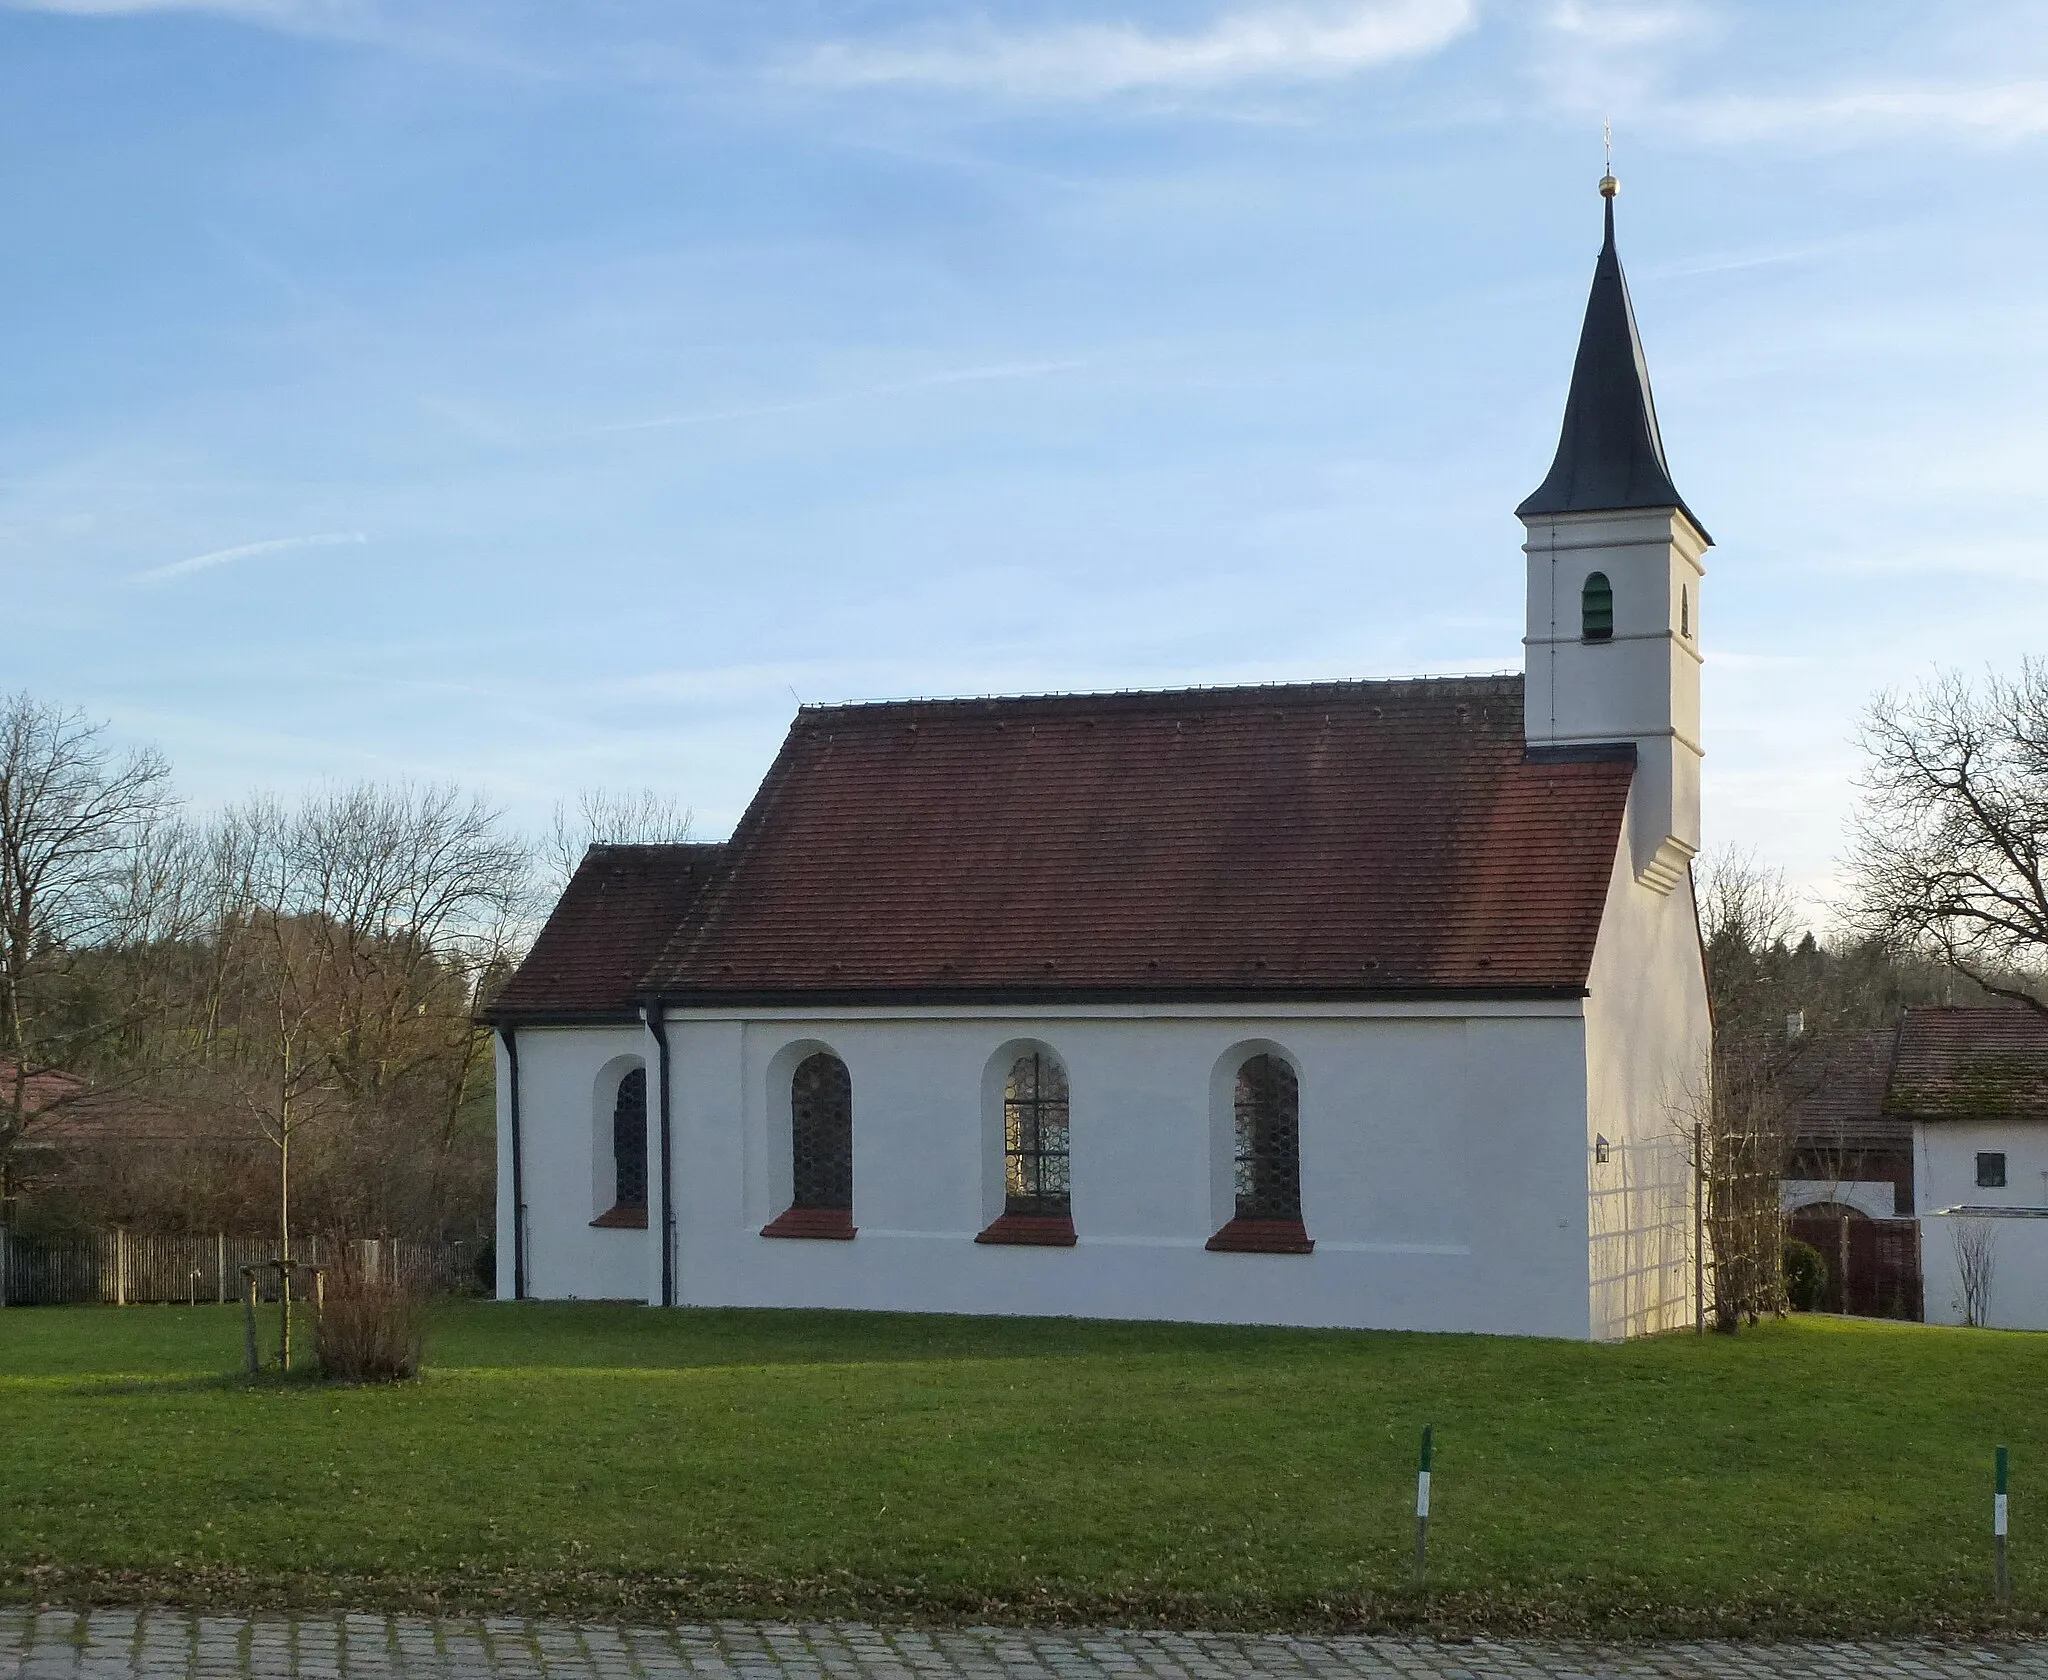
[611,1066,647,1216]
[1233,1054,1300,1221]
[1681,584,1691,639]
[1003,1051,1070,1217]
[762,1049,857,1239]
[791,1052,853,1211]
[1582,572,1614,642]
[1207,1050,1312,1253]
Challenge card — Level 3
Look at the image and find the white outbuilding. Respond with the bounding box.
[1895,1007,2048,1331]
[486,181,1715,1340]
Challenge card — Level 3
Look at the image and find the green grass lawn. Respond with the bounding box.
[2,1302,2042,1635]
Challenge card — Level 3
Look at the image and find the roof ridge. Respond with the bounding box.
[797,672,1524,719]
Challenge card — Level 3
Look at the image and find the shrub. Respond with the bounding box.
[1782,1238,1829,1312]
[315,1270,423,1383]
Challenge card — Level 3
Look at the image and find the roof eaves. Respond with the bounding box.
[648,983,1591,1010]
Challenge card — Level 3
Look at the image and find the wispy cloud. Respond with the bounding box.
[2,0,362,23]
[0,0,535,69]
[131,530,367,585]
[1524,0,1714,118]
[1683,80,2048,145]
[786,0,1474,99]
[594,358,1091,436]
[1543,0,1704,48]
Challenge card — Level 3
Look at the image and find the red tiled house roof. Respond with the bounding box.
[632,673,1634,1006]
[488,843,725,1021]
[1783,1029,1906,1151]
[1,1065,208,1148]
[1885,1005,2048,1121]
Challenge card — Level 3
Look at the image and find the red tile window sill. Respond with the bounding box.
[1206,1217,1314,1254]
[761,1205,857,1240]
[975,1212,1078,1247]
[590,1205,648,1230]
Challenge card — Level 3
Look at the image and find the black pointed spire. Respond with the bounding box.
[1517,178,1707,541]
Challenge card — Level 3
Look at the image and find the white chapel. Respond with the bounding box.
[487,179,1714,1340]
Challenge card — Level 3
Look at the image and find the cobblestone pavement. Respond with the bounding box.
[3,1609,2045,1680]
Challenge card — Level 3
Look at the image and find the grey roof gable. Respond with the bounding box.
[1517,191,1709,541]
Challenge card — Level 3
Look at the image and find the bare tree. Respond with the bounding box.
[1953,1217,1997,1327]
[1676,1051,1794,1331]
[1849,663,2048,1015]
[1697,846,1803,957]
[193,783,527,1363]
[0,694,176,1210]
[542,788,693,897]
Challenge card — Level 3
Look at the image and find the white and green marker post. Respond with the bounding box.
[1996,1444,2010,1605]
[1415,1424,1434,1580]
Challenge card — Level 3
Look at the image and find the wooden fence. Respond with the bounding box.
[0,1229,483,1306]
[1785,1210,1923,1320]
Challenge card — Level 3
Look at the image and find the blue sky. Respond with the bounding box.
[4,0,2046,912]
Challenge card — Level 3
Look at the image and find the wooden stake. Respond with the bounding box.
[278,1258,292,1371]
[241,1270,260,1375]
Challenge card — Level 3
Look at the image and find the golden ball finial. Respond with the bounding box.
[1599,172,1619,199]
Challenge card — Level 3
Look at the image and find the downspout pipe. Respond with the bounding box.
[498,1024,526,1301]
[643,999,675,1308]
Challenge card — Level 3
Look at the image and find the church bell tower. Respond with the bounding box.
[1518,173,1710,895]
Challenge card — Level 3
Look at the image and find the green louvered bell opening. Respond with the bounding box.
[1582,571,1614,642]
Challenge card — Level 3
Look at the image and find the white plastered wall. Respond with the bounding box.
[1922,1209,2048,1332]
[1782,1180,1897,1220]
[1916,1119,2048,1215]
[496,1024,654,1301]
[650,1002,1595,1337]
[1580,797,1711,1340]
[1918,1118,2048,1331]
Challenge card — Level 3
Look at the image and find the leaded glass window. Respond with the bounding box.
[1233,1054,1300,1221]
[612,1067,647,1211]
[1003,1052,1071,1217]
[1582,571,1614,642]
[791,1051,853,1211]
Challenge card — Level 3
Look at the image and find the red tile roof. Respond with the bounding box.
[1,1066,205,1147]
[489,843,725,1021]
[1784,1029,1906,1149]
[1885,1005,2048,1121]
[639,674,1634,1004]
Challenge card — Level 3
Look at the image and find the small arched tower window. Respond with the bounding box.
[1003,1051,1070,1218]
[1582,571,1614,642]
[1681,584,1691,639]
[611,1066,647,1216]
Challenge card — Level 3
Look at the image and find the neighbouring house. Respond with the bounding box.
[1781,1030,1913,1223]
[1,1064,264,1235]
[1779,1027,1924,1321]
[1893,1007,2048,1330]
[483,179,1715,1340]
[1781,1005,2048,1328]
